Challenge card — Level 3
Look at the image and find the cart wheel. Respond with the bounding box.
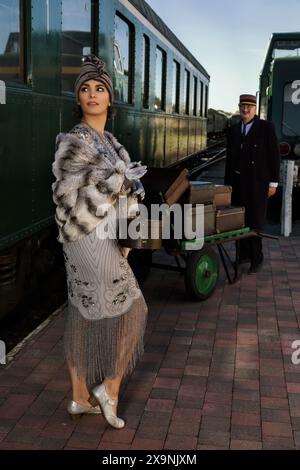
[184,247,219,300]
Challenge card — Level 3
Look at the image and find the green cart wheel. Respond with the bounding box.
[184,247,219,300]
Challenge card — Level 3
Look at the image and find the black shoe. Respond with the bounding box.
[247,262,263,274]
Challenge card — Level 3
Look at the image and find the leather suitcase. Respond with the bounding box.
[185,204,215,237]
[119,218,162,249]
[142,167,185,207]
[214,185,232,208]
[204,204,216,235]
[181,181,215,205]
[215,206,245,233]
[164,168,190,206]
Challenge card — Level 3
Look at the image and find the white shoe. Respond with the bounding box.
[91,383,125,429]
[67,399,101,420]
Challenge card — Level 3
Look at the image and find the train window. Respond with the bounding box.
[205,84,209,117]
[200,81,204,116]
[193,76,197,116]
[114,43,123,74]
[184,69,190,115]
[61,0,92,93]
[282,82,300,136]
[142,34,150,108]
[155,46,166,110]
[272,40,300,59]
[172,60,180,113]
[0,0,23,83]
[114,13,134,104]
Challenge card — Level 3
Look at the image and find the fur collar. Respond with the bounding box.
[52,129,132,243]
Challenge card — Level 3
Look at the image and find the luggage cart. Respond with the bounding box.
[151,227,258,301]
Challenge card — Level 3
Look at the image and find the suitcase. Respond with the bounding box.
[164,168,190,206]
[142,167,185,207]
[215,206,245,233]
[181,181,215,205]
[118,218,162,249]
[214,185,232,208]
[204,204,216,235]
[184,204,215,237]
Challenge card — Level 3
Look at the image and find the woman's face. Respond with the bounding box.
[78,79,110,118]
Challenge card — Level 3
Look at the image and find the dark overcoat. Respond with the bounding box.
[225,116,280,230]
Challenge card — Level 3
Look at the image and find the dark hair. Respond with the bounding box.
[74,104,115,120]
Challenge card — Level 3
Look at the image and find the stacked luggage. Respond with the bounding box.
[163,169,245,237]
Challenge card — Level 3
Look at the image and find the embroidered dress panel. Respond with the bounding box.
[63,230,141,320]
[63,229,147,384]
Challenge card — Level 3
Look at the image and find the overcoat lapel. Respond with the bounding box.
[242,117,259,150]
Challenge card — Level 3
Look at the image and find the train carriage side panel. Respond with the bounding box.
[188,118,196,155]
[195,117,202,151]
[270,57,300,159]
[164,115,179,166]
[178,118,189,160]
[151,114,166,167]
[0,0,63,249]
[0,95,33,249]
[31,0,61,95]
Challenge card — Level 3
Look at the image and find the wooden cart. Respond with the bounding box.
[151,227,258,300]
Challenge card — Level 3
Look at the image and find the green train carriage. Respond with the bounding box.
[0,0,210,316]
[259,32,300,221]
[259,32,300,161]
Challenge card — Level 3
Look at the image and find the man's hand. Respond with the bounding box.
[268,186,277,198]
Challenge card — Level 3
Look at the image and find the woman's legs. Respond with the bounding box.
[68,364,90,405]
[103,375,122,400]
[100,297,146,406]
[102,375,123,416]
[69,365,123,405]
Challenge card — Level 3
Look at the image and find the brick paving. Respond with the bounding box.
[0,236,300,450]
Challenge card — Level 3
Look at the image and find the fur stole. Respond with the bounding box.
[52,130,135,243]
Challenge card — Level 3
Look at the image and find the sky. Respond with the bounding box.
[146,0,300,113]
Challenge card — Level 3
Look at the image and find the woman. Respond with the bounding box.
[52,55,148,429]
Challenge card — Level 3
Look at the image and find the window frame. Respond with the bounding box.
[205,84,208,117]
[114,11,135,105]
[172,59,180,114]
[61,0,94,96]
[199,81,203,116]
[184,69,190,115]
[193,75,197,116]
[154,45,166,111]
[142,33,150,109]
[0,0,27,86]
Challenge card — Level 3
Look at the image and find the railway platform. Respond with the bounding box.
[0,236,300,451]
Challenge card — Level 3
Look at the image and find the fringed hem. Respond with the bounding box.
[64,295,148,385]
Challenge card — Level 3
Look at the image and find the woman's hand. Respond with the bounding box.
[125,162,147,182]
[132,181,145,200]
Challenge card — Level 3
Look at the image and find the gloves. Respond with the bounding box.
[132,180,145,200]
[125,161,147,183]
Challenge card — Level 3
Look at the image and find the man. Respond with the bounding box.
[225,94,280,274]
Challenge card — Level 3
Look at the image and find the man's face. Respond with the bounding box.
[239,104,256,123]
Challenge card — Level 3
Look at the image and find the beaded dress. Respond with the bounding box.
[61,124,148,385]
